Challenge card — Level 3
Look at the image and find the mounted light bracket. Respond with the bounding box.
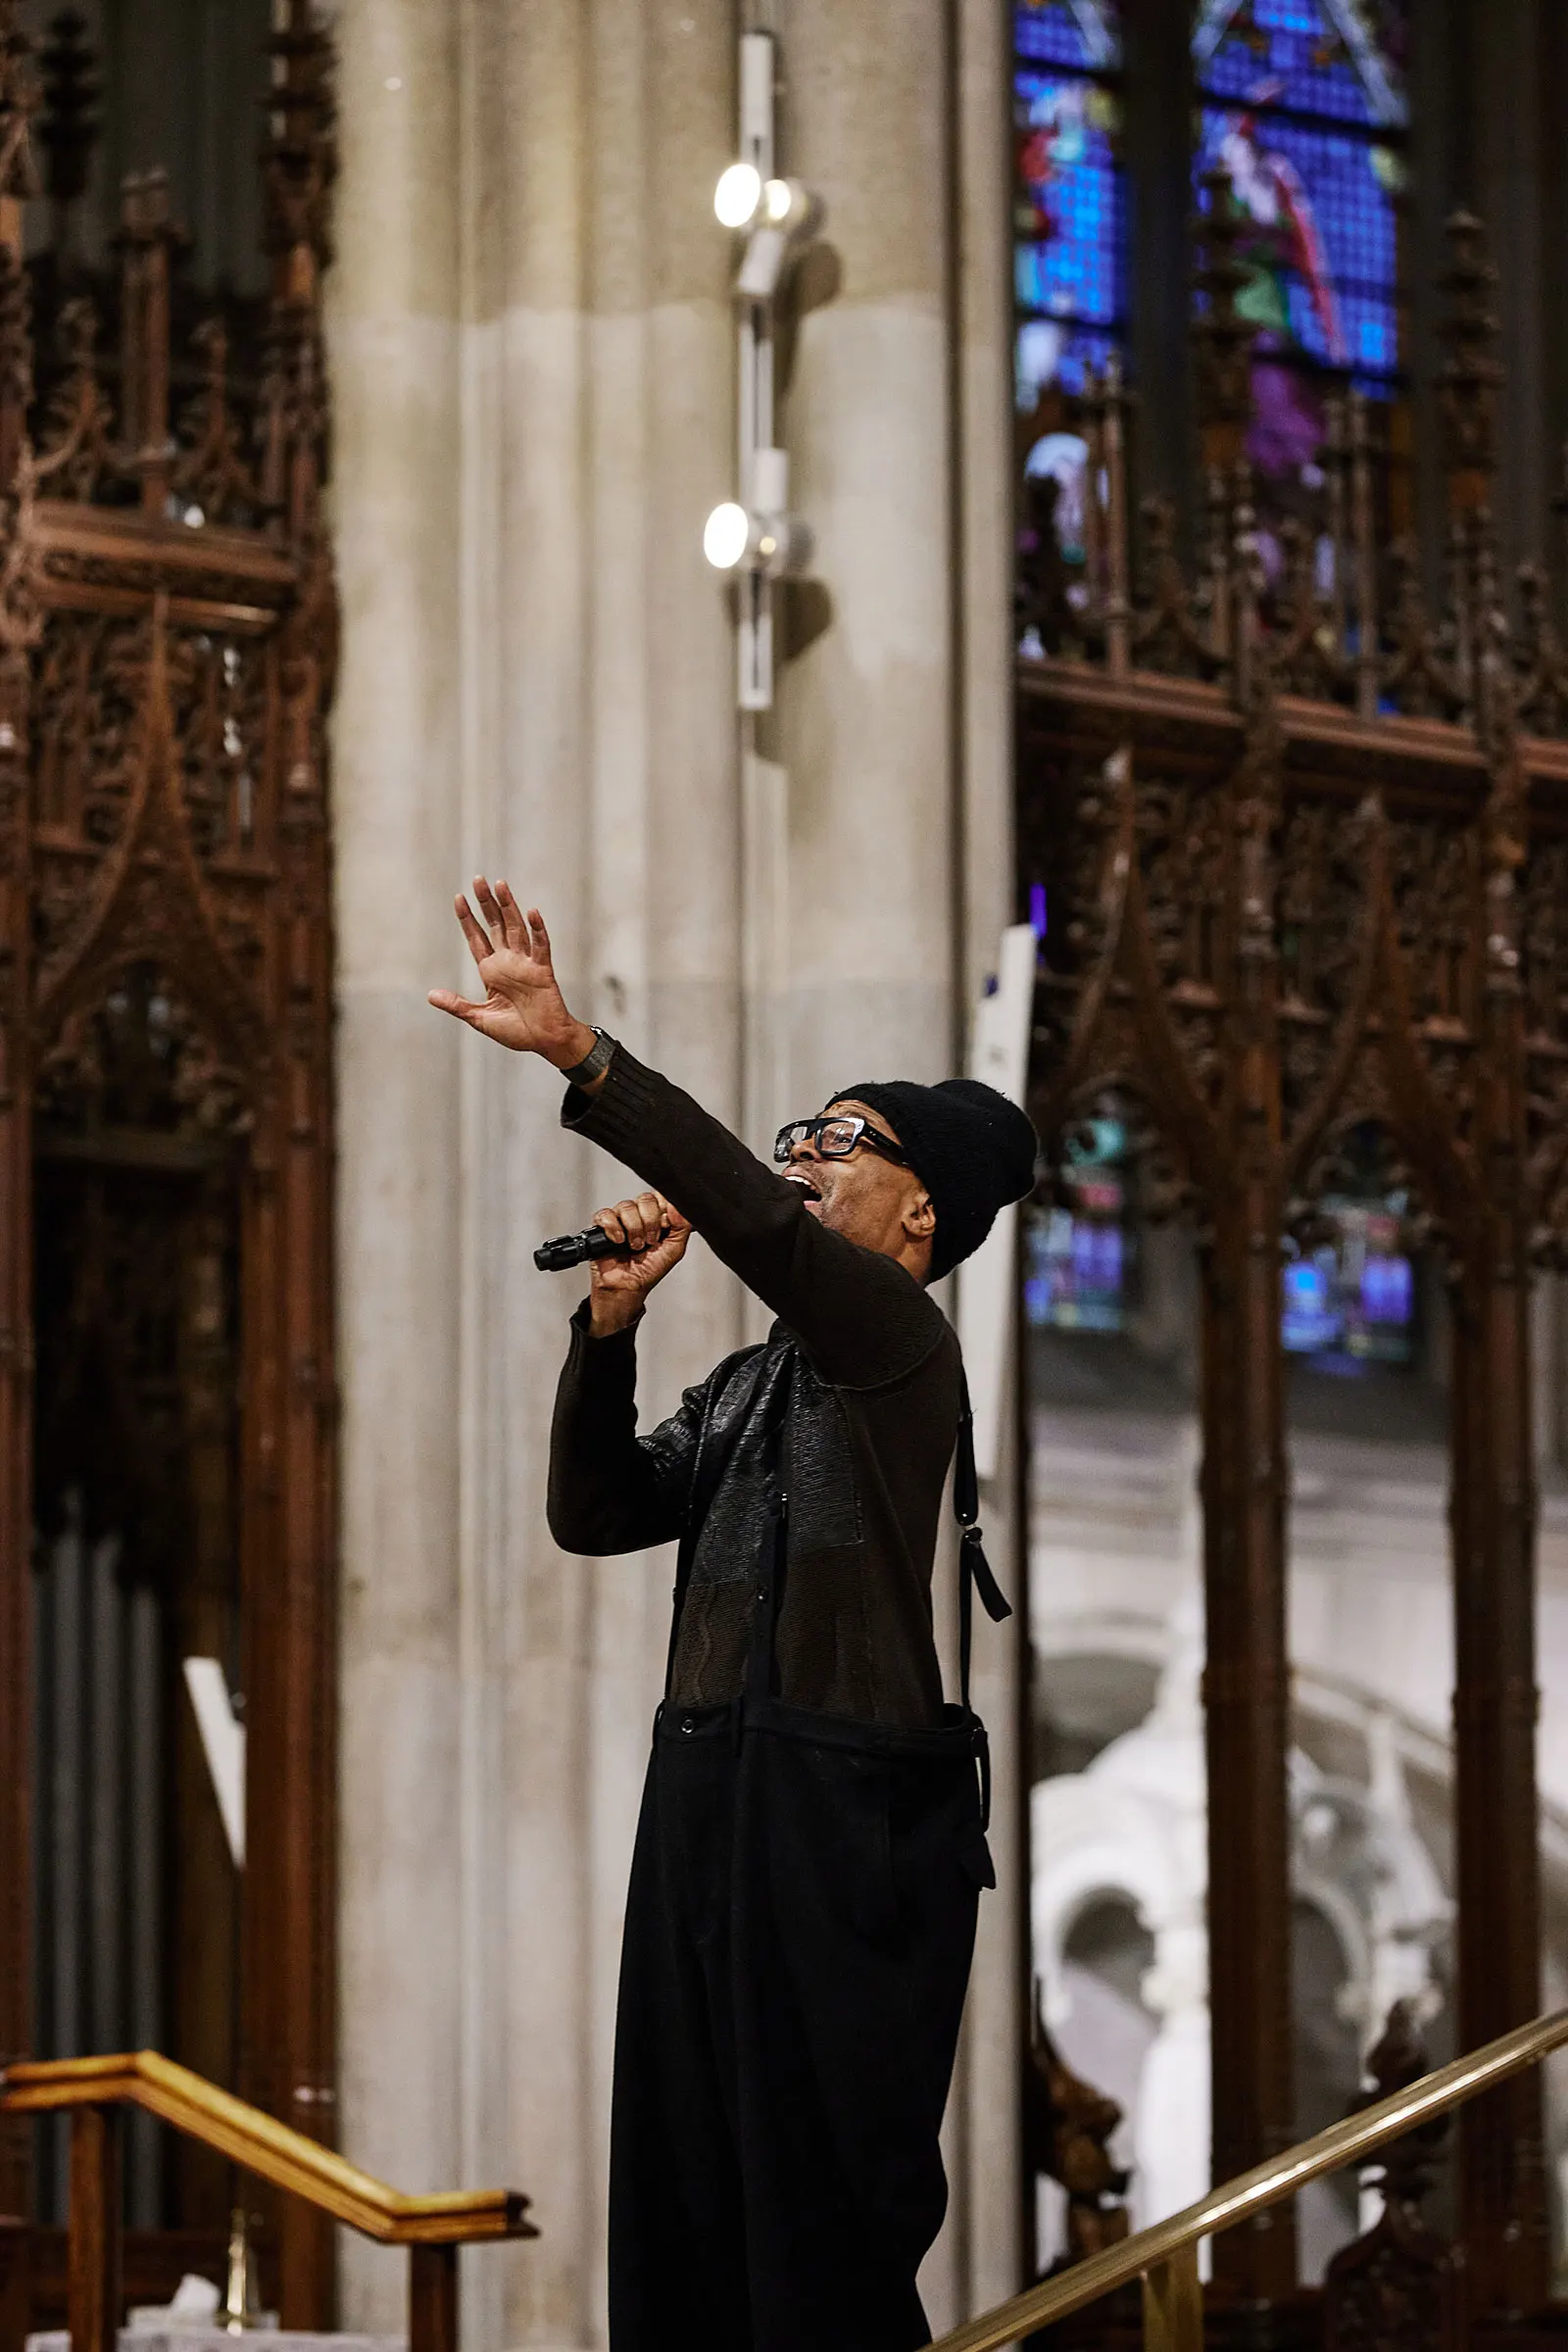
[706,31,822,710]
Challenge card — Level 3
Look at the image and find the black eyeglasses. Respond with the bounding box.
[773,1114,910,1168]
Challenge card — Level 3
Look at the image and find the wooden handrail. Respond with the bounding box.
[925,2004,1568,2352]
[0,2050,535,2352]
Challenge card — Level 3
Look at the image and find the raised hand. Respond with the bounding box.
[427,878,595,1066]
[588,1191,692,1337]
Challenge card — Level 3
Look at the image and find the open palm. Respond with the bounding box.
[427,877,587,1061]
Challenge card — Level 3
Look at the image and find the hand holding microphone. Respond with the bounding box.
[543,1189,690,1338]
[534,1225,637,1271]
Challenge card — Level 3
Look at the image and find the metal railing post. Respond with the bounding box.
[1142,2244,1202,2352]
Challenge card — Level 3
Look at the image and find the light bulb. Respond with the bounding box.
[760,177,818,236]
[713,162,761,229]
[703,501,751,570]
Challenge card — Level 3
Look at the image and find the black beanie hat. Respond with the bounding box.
[829,1078,1039,1282]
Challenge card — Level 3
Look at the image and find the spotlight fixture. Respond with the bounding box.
[713,161,761,228]
[734,226,788,303]
[725,176,821,304]
[763,177,817,233]
[703,455,813,582]
[706,32,822,710]
[703,501,751,571]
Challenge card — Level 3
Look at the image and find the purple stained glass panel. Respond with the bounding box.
[1360,1250,1412,1326]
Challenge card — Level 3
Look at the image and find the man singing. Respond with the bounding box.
[429,877,1037,2352]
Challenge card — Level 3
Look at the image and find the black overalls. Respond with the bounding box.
[607,1353,1007,2352]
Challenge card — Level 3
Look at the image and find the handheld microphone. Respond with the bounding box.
[533,1226,625,1273]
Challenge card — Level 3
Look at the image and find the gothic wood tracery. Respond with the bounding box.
[1020,193,1562,2312]
[0,4,337,2324]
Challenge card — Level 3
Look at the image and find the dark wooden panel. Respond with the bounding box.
[0,0,339,2318]
[66,2110,120,2352]
[1018,198,1560,2311]
[408,2244,459,2352]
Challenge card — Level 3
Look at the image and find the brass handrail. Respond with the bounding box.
[0,2049,536,2352]
[0,2051,532,2243]
[925,2004,1568,2352]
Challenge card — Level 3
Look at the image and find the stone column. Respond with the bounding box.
[328,0,466,2317]
[951,0,1025,2324]
[449,6,741,2345]
[775,0,956,1102]
[333,2,739,2343]
[456,7,599,2339]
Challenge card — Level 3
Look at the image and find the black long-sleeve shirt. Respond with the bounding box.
[547,1046,960,1726]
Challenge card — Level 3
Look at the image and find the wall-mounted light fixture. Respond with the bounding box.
[703,32,820,711]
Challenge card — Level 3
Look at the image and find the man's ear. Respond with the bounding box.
[904,1185,936,1242]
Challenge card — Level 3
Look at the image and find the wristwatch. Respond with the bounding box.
[561,1025,616,1088]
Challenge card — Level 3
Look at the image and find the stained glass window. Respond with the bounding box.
[1282,1200,1416,1369]
[1193,0,1408,488]
[1013,0,1125,408]
[1029,1117,1418,1366]
[1026,1114,1131,1335]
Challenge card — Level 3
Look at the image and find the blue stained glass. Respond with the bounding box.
[1194,0,1406,128]
[1282,1200,1415,1366]
[1196,102,1399,385]
[1015,0,1122,72]
[1015,66,1123,399]
[1025,1203,1127,1333]
[1282,1256,1342,1353]
[1018,326,1119,400]
[1192,0,1407,425]
[1025,1118,1131,1335]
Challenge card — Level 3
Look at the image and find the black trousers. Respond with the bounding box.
[608,1694,993,2352]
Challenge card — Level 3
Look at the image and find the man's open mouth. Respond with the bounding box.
[784,1171,822,1203]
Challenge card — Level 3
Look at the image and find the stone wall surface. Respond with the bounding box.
[328,3,1017,2345]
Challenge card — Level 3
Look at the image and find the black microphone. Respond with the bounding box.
[533,1226,625,1272]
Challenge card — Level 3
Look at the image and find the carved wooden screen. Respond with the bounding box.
[0,5,338,2321]
[1018,194,1566,2315]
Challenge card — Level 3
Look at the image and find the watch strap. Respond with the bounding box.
[561,1026,616,1087]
